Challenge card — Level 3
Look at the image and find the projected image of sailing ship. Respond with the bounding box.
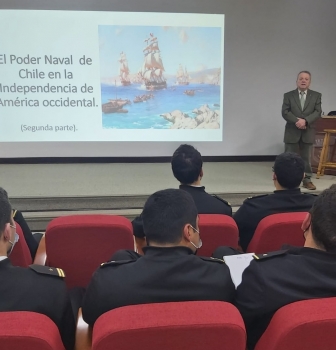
[98,25,223,128]
[139,33,167,90]
[119,51,131,86]
[176,64,189,85]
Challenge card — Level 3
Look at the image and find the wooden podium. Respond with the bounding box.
[312,116,336,175]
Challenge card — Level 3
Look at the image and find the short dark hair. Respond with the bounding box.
[171,144,203,184]
[0,187,12,235]
[310,184,336,252]
[142,189,198,245]
[297,71,311,79]
[0,187,9,200]
[273,152,304,189]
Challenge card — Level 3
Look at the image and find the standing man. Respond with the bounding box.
[282,71,322,190]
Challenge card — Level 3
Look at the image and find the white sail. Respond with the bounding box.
[119,52,130,83]
[151,42,159,51]
[154,53,164,70]
[143,70,152,81]
[139,33,167,88]
[154,68,162,77]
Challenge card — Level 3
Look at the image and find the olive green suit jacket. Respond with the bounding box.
[281,89,322,144]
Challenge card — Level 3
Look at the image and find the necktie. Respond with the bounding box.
[300,91,305,109]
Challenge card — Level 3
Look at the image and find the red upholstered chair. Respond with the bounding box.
[246,212,307,254]
[0,311,65,350]
[92,301,246,350]
[36,215,134,289]
[9,223,33,267]
[255,297,336,350]
[197,214,239,257]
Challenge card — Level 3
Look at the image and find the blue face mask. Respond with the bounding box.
[8,230,19,256]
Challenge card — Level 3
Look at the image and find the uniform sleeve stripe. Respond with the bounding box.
[56,268,65,277]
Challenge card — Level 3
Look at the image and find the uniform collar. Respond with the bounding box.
[179,184,206,191]
[273,188,301,195]
[0,258,11,267]
[0,256,8,262]
[289,246,336,260]
[143,246,194,257]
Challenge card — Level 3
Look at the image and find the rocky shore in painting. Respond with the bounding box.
[160,104,220,129]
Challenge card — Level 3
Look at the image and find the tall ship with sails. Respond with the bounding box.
[139,33,167,90]
[119,51,131,86]
[176,64,189,85]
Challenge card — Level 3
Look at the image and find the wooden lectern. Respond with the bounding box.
[312,116,336,175]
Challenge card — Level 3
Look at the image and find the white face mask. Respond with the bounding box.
[8,225,19,256]
[189,225,203,250]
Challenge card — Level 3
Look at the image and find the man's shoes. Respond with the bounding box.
[303,182,316,190]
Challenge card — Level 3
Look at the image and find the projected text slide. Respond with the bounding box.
[0,10,224,142]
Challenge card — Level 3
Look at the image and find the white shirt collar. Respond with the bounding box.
[298,89,307,95]
[0,256,8,262]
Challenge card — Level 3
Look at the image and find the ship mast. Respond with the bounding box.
[119,51,131,85]
[139,33,167,90]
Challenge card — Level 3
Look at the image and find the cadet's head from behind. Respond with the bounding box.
[302,184,336,253]
[0,187,9,200]
[142,189,201,253]
[273,152,305,189]
[0,188,17,256]
[171,144,203,185]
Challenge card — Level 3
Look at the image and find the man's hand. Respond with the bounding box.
[296,118,306,129]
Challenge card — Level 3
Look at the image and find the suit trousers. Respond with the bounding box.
[285,140,312,181]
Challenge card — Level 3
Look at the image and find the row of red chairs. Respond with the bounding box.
[1,298,336,350]
[10,212,307,289]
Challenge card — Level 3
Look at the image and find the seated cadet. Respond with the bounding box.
[0,194,76,350]
[235,184,336,350]
[0,187,38,259]
[234,152,316,251]
[132,144,232,253]
[82,189,235,327]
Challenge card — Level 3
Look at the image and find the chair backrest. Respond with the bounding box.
[255,297,336,350]
[9,223,33,267]
[0,311,65,350]
[197,214,239,257]
[92,301,246,350]
[246,212,307,254]
[45,215,134,289]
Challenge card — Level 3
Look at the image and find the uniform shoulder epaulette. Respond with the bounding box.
[200,256,225,264]
[252,250,288,261]
[100,259,136,268]
[246,194,269,200]
[213,195,231,207]
[29,264,65,278]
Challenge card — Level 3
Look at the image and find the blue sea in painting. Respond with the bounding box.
[101,82,221,129]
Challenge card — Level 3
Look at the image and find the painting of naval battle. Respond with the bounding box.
[99,25,223,129]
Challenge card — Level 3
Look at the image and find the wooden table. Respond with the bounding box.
[312,116,336,175]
